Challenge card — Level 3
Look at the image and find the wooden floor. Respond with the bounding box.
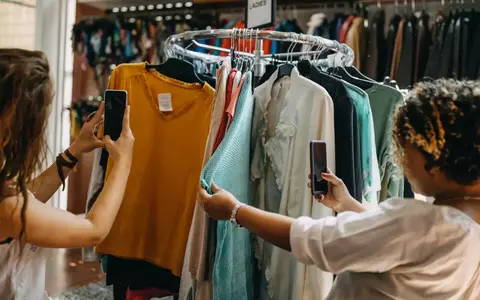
[45,248,105,297]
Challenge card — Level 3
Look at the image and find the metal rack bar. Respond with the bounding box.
[166,29,355,66]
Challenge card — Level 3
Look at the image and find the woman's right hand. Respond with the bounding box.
[103,106,135,166]
[308,169,364,213]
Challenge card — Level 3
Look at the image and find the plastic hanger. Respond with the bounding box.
[146,58,205,84]
[345,66,375,82]
[275,35,296,82]
[332,66,374,90]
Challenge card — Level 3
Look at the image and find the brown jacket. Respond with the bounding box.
[390,16,406,79]
[345,17,367,70]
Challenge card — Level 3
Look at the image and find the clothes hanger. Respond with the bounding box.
[146,54,205,84]
[275,34,296,82]
[331,65,374,90]
[345,66,376,82]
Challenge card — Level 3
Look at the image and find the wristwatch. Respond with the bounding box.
[230,202,245,228]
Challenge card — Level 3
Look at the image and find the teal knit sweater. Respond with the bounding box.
[200,73,254,300]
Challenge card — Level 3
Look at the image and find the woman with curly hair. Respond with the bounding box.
[200,79,480,299]
[0,49,134,298]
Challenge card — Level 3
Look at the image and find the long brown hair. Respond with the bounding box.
[0,49,53,241]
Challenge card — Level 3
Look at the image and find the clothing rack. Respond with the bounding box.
[164,29,355,77]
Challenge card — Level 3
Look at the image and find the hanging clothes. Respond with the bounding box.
[425,13,448,79]
[395,14,417,88]
[414,12,431,83]
[106,255,180,298]
[301,66,363,202]
[390,16,406,80]
[251,67,335,300]
[199,73,255,300]
[338,15,355,44]
[345,17,367,71]
[385,14,402,78]
[302,13,328,53]
[365,9,386,81]
[438,14,456,79]
[342,81,380,205]
[270,20,304,54]
[96,63,215,278]
[180,61,231,300]
[365,83,405,202]
[466,19,480,79]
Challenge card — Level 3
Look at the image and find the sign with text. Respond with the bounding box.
[245,0,275,29]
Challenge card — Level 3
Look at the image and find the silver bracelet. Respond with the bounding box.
[230,202,245,228]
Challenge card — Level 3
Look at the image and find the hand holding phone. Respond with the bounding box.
[310,140,328,196]
[104,89,128,141]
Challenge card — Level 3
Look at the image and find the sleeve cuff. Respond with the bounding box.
[290,216,317,265]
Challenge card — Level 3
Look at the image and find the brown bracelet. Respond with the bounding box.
[64,148,79,164]
[56,151,78,191]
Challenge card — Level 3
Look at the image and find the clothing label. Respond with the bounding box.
[158,94,173,112]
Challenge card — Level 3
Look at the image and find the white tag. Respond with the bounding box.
[246,0,273,28]
[158,94,173,112]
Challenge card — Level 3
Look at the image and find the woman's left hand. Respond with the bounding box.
[199,183,238,220]
[69,102,105,156]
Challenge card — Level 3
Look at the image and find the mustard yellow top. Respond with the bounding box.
[95,63,215,276]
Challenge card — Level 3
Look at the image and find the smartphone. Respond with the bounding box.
[104,89,128,141]
[310,140,328,196]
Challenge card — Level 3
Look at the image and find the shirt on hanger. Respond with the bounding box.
[226,74,247,131]
[414,12,431,83]
[301,68,363,202]
[290,198,480,300]
[425,14,448,79]
[438,15,456,79]
[342,81,381,205]
[345,17,367,71]
[95,63,215,277]
[366,83,405,202]
[213,69,238,151]
[390,16,406,80]
[251,67,336,300]
[385,14,402,78]
[199,73,255,300]
[396,15,417,88]
[365,9,386,81]
[338,15,355,44]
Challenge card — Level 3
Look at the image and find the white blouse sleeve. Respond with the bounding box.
[290,198,438,274]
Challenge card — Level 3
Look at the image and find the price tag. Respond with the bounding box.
[246,0,275,29]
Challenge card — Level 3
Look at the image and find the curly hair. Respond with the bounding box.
[0,49,53,241]
[393,79,480,185]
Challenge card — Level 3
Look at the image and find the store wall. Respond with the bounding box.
[0,1,36,49]
[35,0,77,209]
[67,3,106,215]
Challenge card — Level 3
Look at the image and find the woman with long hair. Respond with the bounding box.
[0,49,134,298]
[200,79,480,299]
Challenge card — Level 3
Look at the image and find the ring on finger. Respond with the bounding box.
[86,111,97,122]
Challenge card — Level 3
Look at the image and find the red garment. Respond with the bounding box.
[126,288,176,300]
[213,69,237,151]
[225,74,247,131]
[339,15,355,43]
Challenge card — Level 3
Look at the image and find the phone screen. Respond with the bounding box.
[104,90,127,141]
[310,141,328,196]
